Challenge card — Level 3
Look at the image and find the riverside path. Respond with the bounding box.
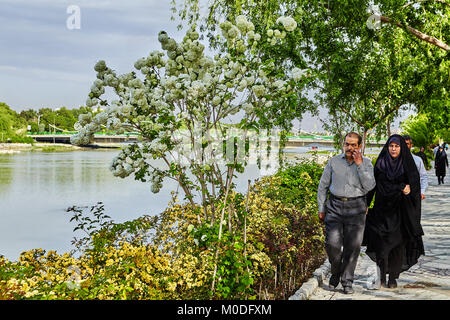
[304,168,450,300]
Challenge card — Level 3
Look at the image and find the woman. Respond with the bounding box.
[435,144,449,185]
[364,135,424,288]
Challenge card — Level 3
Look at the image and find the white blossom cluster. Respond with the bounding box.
[292,67,307,81]
[109,143,167,193]
[276,16,298,32]
[71,14,304,193]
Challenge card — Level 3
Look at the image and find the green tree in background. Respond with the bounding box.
[174,0,449,152]
[400,113,435,148]
[0,102,31,142]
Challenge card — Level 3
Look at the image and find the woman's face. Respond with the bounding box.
[389,142,401,158]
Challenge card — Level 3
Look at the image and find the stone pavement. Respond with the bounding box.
[292,169,450,300]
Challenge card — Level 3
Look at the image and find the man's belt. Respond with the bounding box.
[331,194,366,201]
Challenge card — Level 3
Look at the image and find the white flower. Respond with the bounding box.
[94,60,107,72]
[236,15,248,33]
[292,67,307,81]
[252,85,266,98]
[242,103,253,113]
[276,16,297,32]
[273,79,286,89]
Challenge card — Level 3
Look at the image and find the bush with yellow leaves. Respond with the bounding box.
[0,160,325,300]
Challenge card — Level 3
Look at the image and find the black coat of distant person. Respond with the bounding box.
[435,147,448,178]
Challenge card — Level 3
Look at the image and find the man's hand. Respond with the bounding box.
[318,212,325,222]
[421,193,425,200]
[352,150,363,166]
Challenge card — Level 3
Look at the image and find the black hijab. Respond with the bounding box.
[375,135,404,180]
[374,134,421,195]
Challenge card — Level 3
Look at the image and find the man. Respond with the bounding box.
[403,135,428,200]
[416,146,428,169]
[317,132,376,294]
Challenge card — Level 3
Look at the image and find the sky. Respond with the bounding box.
[0,0,410,132]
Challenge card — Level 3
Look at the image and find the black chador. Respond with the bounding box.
[363,135,425,285]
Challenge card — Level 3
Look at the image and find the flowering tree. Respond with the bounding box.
[71,15,308,295]
[71,15,306,221]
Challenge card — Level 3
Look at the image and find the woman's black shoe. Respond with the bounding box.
[380,275,387,288]
[388,279,397,288]
[329,274,340,288]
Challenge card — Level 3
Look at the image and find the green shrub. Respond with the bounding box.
[0,162,326,300]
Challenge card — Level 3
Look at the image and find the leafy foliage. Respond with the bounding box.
[0,161,325,300]
[175,0,449,152]
[400,113,436,149]
[0,102,33,143]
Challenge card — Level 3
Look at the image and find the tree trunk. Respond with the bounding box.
[386,117,391,138]
[362,129,368,155]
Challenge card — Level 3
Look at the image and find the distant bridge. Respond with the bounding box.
[28,133,139,144]
[28,133,385,148]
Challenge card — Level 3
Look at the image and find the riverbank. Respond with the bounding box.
[0,142,121,153]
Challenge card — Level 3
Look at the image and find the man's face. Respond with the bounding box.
[405,139,413,150]
[344,136,361,157]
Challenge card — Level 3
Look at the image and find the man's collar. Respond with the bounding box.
[341,153,355,165]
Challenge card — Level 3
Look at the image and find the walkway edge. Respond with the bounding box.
[288,259,330,300]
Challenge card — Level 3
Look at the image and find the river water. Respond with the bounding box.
[1,146,325,261]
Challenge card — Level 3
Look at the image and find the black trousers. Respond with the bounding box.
[324,195,367,287]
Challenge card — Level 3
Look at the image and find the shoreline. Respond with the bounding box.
[0,142,122,153]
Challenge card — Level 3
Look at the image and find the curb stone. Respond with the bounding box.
[289,259,331,300]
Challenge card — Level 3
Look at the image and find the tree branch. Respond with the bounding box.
[377,15,450,51]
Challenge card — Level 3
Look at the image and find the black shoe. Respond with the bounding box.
[388,279,397,288]
[329,274,340,288]
[379,273,387,288]
[343,286,354,294]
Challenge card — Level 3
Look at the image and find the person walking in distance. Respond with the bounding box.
[317,132,376,294]
[403,135,428,200]
[435,144,449,185]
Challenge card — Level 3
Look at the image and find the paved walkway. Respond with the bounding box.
[308,169,450,300]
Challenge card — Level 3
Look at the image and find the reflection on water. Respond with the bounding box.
[0,150,179,260]
[0,149,282,260]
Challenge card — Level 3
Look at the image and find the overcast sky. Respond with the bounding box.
[0,0,410,132]
[0,1,186,107]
